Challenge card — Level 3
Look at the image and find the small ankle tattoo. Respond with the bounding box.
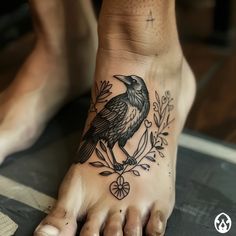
[75,74,174,200]
[146,10,155,29]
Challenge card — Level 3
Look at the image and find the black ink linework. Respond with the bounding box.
[76,75,150,172]
[152,90,175,156]
[75,74,174,200]
[90,80,113,113]
[146,10,155,28]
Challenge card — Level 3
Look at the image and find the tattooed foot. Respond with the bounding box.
[34,0,196,234]
[35,60,196,235]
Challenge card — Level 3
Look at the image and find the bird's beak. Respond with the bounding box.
[113,75,131,85]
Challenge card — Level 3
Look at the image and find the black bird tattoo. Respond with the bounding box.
[76,75,150,171]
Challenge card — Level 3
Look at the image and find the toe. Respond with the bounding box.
[34,205,77,236]
[103,209,125,236]
[146,207,166,236]
[35,165,84,236]
[124,207,142,236]
[80,210,107,236]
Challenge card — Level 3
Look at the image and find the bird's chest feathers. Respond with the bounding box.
[121,105,141,131]
[119,90,149,135]
[118,104,148,141]
[127,90,144,110]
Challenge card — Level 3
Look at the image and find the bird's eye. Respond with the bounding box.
[132,79,136,83]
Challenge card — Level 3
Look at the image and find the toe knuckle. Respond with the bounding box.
[146,233,158,236]
[81,225,95,235]
[104,224,121,235]
[124,225,140,235]
[146,228,162,236]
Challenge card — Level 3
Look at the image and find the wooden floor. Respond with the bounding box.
[177,4,236,143]
[185,43,236,143]
[0,4,235,144]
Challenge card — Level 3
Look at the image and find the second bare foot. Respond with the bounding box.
[0,0,97,163]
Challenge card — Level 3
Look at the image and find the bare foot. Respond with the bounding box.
[34,1,196,235]
[0,0,97,163]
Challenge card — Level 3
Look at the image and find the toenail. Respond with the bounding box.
[36,225,60,236]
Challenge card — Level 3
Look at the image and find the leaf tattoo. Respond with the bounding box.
[90,81,112,113]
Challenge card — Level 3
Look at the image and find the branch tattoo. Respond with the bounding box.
[75,75,175,200]
[90,80,112,113]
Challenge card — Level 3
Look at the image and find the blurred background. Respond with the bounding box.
[177,0,236,144]
[0,0,235,143]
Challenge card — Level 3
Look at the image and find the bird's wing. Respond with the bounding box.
[91,97,128,135]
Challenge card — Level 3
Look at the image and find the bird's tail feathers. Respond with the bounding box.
[76,139,97,164]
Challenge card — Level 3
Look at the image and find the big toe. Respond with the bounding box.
[34,204,77,236]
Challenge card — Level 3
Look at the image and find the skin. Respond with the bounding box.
[34,0,196,235]
[0,0,97,163]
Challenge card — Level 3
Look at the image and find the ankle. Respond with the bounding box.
[34,40,67,60]
[95,44,184,85]
[31,0,67,53]
[98,0,181,59]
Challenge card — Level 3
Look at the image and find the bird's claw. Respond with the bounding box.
[123,156,137,165]
[113,162,124,171]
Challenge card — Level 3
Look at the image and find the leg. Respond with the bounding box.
[119,145,137,165]
[0,0,97,163]
[35,0,196,235]
[109,147,124,171]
